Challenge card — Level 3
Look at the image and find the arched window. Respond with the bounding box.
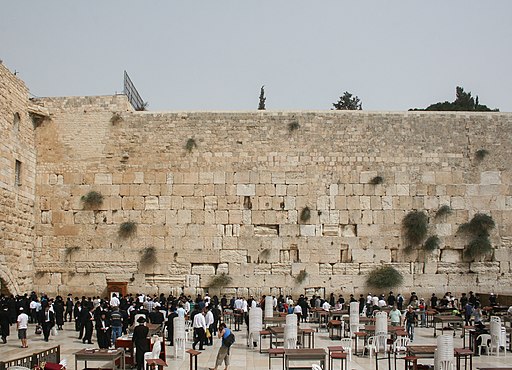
[13,112,20,132]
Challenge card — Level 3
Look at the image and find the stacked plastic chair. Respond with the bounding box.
[375,311,388,334]
[490,319,504,356]
[265,296,274,318]
[284,314,298,349]
[349,301,360,336]
[434,334,454,370]
[248,307,263,348]
[173,316,186,359]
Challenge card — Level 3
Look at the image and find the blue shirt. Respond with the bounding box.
[222,328,232,346]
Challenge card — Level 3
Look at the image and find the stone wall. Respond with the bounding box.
[29,95,512,297]
[0,63,37,294]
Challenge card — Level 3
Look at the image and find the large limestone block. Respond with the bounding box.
[220,249,247,263]
[480,171,501,185]
[352,250,374,263]
[191,264,216,275]
[437,262,469,274]
[237,184,255,196]
[440,249,461,263]
[469,262,500,274]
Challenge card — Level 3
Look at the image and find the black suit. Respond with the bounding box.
[40,310,55,342]
[132,324,150,370]
[83,310,95,344]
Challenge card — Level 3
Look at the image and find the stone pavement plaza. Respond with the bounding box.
[0,320,510,369]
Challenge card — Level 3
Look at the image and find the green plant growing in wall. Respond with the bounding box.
[209,273,233,288]
[294,269,308,284]
[65,246,80,259]
[119,221,137,238]
[402,211,428,247]
[140,246,157,265]
[435,205,453,219]
[288,121,300,132]
[366,266,403,290]
[185,138,197,152]
[475,149,489,161]
[81,191,104,209]
[369,176,384,185]
[110,113,123,124]
[458,213,495,261]
[300,206,311,223]
[423,235,440,252]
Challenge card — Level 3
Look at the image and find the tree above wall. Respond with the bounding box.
[411,86,499,112]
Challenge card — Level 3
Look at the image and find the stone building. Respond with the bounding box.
[1,62,511,297]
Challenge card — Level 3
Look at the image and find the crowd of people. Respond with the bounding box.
[0,289,510,365]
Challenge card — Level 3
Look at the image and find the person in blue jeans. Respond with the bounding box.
[110,306,123,346]
[404,306,417,341]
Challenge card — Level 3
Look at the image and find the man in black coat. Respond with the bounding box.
[132,316,150,370]
[166,306,178,345]
[0,305,10,343]
[82,306,95,344]
[40,305,55,342]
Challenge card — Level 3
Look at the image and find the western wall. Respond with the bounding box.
[1,63,511,297]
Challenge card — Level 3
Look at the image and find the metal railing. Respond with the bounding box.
[123,71,145,111]
[0,345,60,370]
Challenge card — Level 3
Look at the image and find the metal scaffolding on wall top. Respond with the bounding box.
[123,71,145,111]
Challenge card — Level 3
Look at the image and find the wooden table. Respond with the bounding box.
[433,315,464,337]
[407,344,437,358]
[264,316,287,327]
[454,348,473,370]
[75,348,125,370]
[284,348,326,370]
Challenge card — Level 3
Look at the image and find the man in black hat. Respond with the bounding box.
[132,316,150,370]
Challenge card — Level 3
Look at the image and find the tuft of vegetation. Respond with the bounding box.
[366,266,403,290]
[110,113,123,124]
[458,213,496,261]
[475,149,489,161]
[119,221,137,238]
[185,138,197,152]
[209,273,233,288]
[65,246,80,257]
[424,235,440,252]
[288,121,300,132]
[81,191,104,208]
[369,176,384,185]
[258,85,266,110]
[402,211,428,246]
[294,269,308,284]
[435,205,453,219]
[140,247,157,265]
[300,206,311,223]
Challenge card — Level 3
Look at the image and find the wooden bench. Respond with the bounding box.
[330,352,348,370]
[145,358,167,370]
[185,349,201,370]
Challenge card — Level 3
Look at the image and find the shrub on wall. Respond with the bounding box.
[140,247,157,265]
[423,235,440,252]
[209,273,233,288]
[458,213,495,260]
[185,138,197,152]
[119,221,137,238]
[402,211,428,246]
[300,206,311,223]
[435,205,452,219]
[81,191,104,209]
[369,176,384,185]
[110,113,122,124]
[475,149,489,161]
[294,269,308,284]
[288,121,300,132]
[366,266,403,290]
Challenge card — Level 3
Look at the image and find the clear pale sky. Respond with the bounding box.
[1,1,511,112]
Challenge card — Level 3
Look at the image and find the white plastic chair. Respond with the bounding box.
[311,365,322,370]
[340,337,353,362]
[365,333,388,360]
[393,336,410,369]
[144,337,161,360]
[476,334,491,355]
[174,317,186,359]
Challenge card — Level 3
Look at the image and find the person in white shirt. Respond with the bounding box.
[177,305,186,318]
[205,307,215,346]
[110,294,120,308]
[378,297,387,308]
[192,309,207,350]
[293,304,303,321]
[183,299,191,315]
[17,308,29,348]
[322,301,331,311]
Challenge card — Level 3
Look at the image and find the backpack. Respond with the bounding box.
[224,332,235,347]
